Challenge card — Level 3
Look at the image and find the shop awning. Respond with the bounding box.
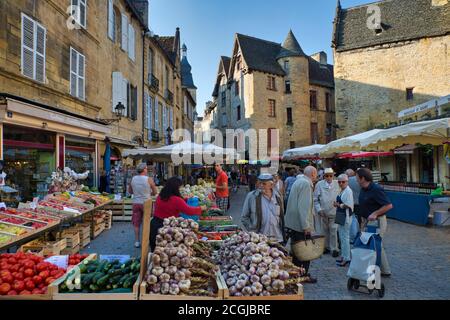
[394,145,418,155]
[337,151,394,159]
[320,129,384,157]
[0,97,110,140]
[360,118,450,151]
[282,145,325,161]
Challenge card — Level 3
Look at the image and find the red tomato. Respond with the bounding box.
[36,263,47,272]
[41,286,48,293]
[19,290,31,295]
[23,260,35,269]
[7,257,17,265]
[13,272,24,281]
[50,270,60,277]
[37,283,45,289]
[25,280,35,291]
[0,270,11,278]
[24,268,35,277]
[39,271,50,279]
[32,275,43,285]
[9,264,20,273]
[2,274,13,284]
[7,290,18,296]
[32,288,42,295]
[23,277,32,283]
[0,278,3,285]
[0,283,11,295]
[12,280,25,292]
[49,264,58,271]
[45,277,55,285]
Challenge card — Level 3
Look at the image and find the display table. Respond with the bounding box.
[384,191,449,225]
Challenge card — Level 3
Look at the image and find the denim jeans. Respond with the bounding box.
[338,214,351,261]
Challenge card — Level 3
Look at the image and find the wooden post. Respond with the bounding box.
[139,198,153,282]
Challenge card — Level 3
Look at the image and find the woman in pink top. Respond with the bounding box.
[150,177,205,251]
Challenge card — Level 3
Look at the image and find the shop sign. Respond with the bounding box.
[45,255,69,270]
[99,255,130,264]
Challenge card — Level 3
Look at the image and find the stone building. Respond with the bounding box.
[0,0,147,199]
[181,44,197,139]
[332,0,450,184]
[210,31,336,156]
[332,0,450,137]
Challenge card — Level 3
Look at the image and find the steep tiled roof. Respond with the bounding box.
[236,34,286,76]
[333,0,450,52]
[125,0,148,30]
[221,56,231,77]
[308,58,334,88]
[277,30,306,59]
[212,56,231,97]
[156,36,177,64]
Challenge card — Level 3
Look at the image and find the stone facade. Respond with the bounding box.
[209,31,336,155]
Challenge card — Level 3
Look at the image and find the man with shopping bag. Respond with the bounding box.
[314,168,340,257]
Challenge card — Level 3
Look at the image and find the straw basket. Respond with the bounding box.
[291,235,325,262]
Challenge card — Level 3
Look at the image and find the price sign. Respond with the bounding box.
[99,255,130,264]
[45,255,69,270]
[114,194,122,201]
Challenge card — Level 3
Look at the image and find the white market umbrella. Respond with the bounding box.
[282,144,325,161]
[320,129,384,157]
[360,118,450,151]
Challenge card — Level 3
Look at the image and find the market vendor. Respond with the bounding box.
[214,164,229,211]
[241,174,286,244]
[129,163,159,249]
[150,177,206,252]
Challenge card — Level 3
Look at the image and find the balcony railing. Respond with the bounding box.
[148,74,159,92]
[165,89,174,105]
[151,129,160,142]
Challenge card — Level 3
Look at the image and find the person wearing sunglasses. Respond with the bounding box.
[333,174,354,267]
[313,168,340,257]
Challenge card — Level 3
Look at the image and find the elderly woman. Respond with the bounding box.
[333,174,354,267]
[241,174,285,244]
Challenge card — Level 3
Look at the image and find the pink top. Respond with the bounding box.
[154,196,202,219]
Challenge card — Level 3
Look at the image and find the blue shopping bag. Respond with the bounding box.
[350,215,359,244]
[180,197,200,222]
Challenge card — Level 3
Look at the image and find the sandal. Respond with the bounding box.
[336,260,350,267]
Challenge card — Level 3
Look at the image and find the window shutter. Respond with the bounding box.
[112,72,122,112]
[21,14,35,79]
[35,23,46,82]
[77,52,85,100]
[149,96,153,130]
[131,86,137,120]
[155,97,159,131]
[79,0,86,28]
[70,48,78,96]
[122,77,128,117]
[107,0,114,40]
[144,92,149,129]
[128,24,135,61]
[121,14,128,51]
[170,107,173,129]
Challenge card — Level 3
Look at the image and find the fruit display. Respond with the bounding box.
[213,232,307,297]
[0,252,66,296]
[49,167,89,193]
[144,217,220,297]
[73,191,112,206]
[0,234,12,245]
[68,254,90,267]
[58,257,140,293]
[0,214,47,230]
[3,209,58,224]
[0,223,28,236]
[181,185,215,202]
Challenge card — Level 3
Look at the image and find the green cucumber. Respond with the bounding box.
[123,275,138,289]
[92,272,105,285]
[79,264,88,274]
[108,269,123,276]
[97,275,110,287]
[117,274,130,286]
[89,284,100,292]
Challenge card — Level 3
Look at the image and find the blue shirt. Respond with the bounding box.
[285,176,297,197]
[358,182,392,219]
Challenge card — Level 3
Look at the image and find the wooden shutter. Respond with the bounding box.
[112,72,122,112]
[128,24,135,61]
[70,48,78,96]
[35,22,46,82]
[107,0,114,40]
[122,77,128,117]
[77,52,85,100]
[149,96,153,130]
[130,85,137,120]
[154,97,159,131]
[144,92,149,129]
[79,0,86,28]
[21,14,35,79]
[121,13,128,51]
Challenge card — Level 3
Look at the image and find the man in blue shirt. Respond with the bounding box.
[357,168,393,277]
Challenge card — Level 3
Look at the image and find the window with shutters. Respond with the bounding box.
[107,0,114,40]
[268,99,276,118]
[69,47,85,100]
[155,101,161,131]
[267,76,276,91]
[128,23,135,61]
[286,107,293,125]
[121,13,128,51]
[148,95,153,130]
[72,0,87,29]
[21,14,46,83]
[129,85,137,120]
[310,90,318,110]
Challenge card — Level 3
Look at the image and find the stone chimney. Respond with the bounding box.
[311,51,328,66]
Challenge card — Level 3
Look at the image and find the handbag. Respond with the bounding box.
[335,194,347,226]
[291,235,325,262]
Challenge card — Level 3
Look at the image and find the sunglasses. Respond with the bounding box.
[338,181,348,184]
[324,175,334,178]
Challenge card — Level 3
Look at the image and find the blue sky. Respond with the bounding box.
[149,0,372,115]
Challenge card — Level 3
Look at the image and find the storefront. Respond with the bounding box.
[0,95,110,201]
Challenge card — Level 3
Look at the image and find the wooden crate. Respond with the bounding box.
[73,223,91,240]
[93,222,106,238]
[103,210,113,229]
[58,230,80,248]
[61,245,80,255]
[49,254,139,300]
[80,236,91,248]
[21,238,67,257]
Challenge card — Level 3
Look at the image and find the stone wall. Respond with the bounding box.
[334,35,450,138]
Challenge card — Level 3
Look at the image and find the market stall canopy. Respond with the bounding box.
[320,130,384,157]
[282,145,325,161]
[360,118,450,151]
[202,143,240,161]
[337,151,394,159]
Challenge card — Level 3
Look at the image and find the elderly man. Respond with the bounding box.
[241,174,285,243]
[314,168,340,257]
[285,166,318,283]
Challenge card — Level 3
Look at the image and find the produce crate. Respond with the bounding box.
[49,254,140,300]
[103,210,113,229]
[139,254,225,300]
[57,229,80,249]
[93,222,106,239]
[73,223,91,240]
[105,201,125,219]
[80,236,91,248]
[221,277,304,300]
[61,245,80,255]
[20,238,67,257]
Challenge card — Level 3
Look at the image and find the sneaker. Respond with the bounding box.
[332,250,340,258]
[134,242,141,248]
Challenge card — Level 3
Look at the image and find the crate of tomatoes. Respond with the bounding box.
[0,252,67,300]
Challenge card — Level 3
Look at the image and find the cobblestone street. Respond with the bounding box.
[84,188,450,300]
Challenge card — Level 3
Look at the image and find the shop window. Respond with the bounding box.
[3,125,56,201]
[65,135,95,188]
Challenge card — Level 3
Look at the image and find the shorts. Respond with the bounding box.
[132,204,144,228]
[216,197,229,211]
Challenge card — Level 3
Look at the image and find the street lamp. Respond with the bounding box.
[99,102,126,124]
[166,127,173,145]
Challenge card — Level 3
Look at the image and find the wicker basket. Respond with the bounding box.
[291,235,325,262]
